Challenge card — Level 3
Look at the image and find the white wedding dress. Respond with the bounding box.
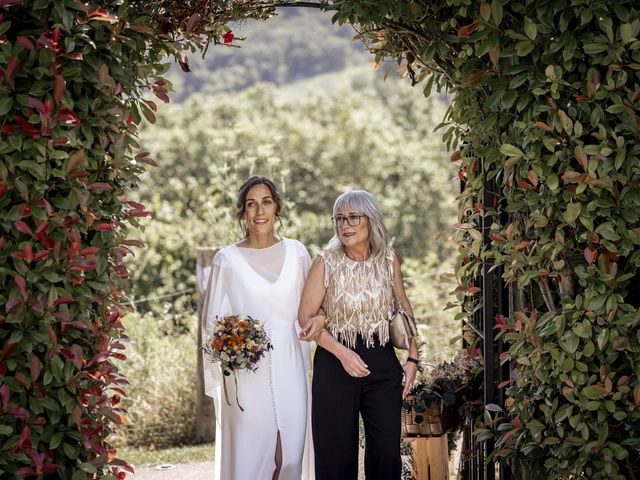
[201,238,314,480]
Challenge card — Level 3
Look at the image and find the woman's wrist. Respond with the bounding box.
[406,356,419,365]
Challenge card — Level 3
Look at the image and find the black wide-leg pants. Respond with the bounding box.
[311,336,403,480]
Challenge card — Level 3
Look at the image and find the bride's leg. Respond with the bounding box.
[273,431,282,480]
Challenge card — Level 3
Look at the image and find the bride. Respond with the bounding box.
[201,176,314,479]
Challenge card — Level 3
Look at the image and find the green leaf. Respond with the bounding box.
[524,17,537,40]
[79,462,97,474]
[50,432,64,449]
[606,104,626,115]
[583,386,604,400]
[620,23,634,44]
[583,43,608,55]
[499,143,524,158]
[0,96,13,116]
[491,0,503,26]
[562,332,580,354]
[564,202,582,224]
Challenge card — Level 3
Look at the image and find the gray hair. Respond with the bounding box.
[328,190,390,261]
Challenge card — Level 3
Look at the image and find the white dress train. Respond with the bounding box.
[201,238,314,480]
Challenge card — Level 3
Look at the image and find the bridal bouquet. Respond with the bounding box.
[202,314,273,411]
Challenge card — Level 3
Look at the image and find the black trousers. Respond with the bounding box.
[311,336,403,480]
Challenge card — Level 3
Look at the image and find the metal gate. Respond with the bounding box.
[460,169,514,480]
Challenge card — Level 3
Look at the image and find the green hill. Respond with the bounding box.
[166,7,371,101]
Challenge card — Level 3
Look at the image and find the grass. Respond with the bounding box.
[117,443,214,467]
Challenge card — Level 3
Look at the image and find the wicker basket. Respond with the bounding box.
[401,395,444,437]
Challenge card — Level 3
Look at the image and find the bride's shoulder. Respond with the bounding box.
[213,244,236,264]
[283,237,307,252]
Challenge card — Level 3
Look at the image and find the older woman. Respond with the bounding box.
[298,190,419,480]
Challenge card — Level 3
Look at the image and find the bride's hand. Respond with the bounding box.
[299,314,326,342]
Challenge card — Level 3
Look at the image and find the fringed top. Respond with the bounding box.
[318,247,394,348]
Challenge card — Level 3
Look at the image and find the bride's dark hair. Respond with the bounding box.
[236,176,284,237]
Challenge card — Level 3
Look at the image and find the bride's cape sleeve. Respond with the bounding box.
[200,250,232,398]
[296,241,313,372]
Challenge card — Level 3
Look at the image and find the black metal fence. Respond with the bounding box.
[460,170,514,480]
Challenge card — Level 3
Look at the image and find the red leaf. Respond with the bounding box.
[185,12,201,32]
[583,247,598,264]
[16,36,34,50]
[14,115,40,138]
[5,298,20,312]
[87,351,109,366]
[34,221,49,239]
[53,75,65,103]
[15,220,33,236]
[53,296,74,306]
[125,200,146,210]
[94,223,115,231]
[0,181,7,198]
[534,121,552,132]
[14,275,27,299]
[55,108,80,125]
[60,52,83,60]
[32,250,49,261]
[497,379,513,389]
[152,87,170,103]
[48,329,57,345]
[6,55,19,79]
[458,23,479,37]
[128,24,152,33]
[27,97,45,114]
[99,407,126,424]
[0,383,8,405]
[19,424,31,448]
[516,180,534,189]
[562,170,582,182]
[15,467,34,478]
[87,9,118,22]
[79,246,99,255]
[120,239,144,247]
[514,240,529,250]
[88,182,112,190]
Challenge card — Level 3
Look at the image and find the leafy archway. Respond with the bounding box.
[1,1,639,479]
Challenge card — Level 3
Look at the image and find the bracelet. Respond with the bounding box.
[406,357,419,365]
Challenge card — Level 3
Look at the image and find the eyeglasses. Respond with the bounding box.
[331,215,366,227]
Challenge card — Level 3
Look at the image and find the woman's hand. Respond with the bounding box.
[402,361,418,398]
[338,346,370,378]
[299,314,326,342]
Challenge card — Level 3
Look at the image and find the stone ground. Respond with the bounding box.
[128,439,461,480]
[129,462,214,480]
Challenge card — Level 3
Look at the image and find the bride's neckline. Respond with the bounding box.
[234,238,283,250]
